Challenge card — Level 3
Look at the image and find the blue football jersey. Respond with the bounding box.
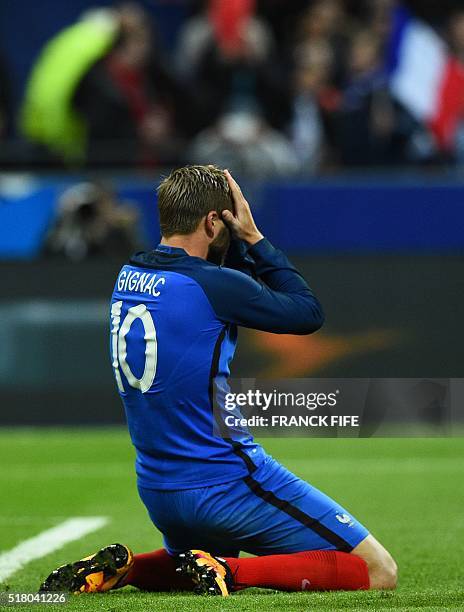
[110,238,324,490]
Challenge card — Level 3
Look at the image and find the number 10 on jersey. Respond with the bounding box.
[111,300,158,394]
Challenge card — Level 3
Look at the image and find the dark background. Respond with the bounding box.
[1,253,461,425]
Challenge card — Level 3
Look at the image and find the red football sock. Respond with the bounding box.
[123,548,192,591]
[123,548,369,592]
[225,550,370,591]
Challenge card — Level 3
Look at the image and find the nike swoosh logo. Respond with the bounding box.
[301,578,311,590]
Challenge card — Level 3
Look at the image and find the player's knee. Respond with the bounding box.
[354,535,398,590]
[369,551,398,590]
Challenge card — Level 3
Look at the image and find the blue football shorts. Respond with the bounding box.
[138,454,369,557]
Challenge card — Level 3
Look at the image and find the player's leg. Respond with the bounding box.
[120,547,193,592]
[351,533,398,589]
[176,455,396,593]
[87,459,395,595]
[38,483,210,594]
[121,484,240,593]
[215,534,397,592]
[126,465,377,594]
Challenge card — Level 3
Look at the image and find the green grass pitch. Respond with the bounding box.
[0,429,463,611]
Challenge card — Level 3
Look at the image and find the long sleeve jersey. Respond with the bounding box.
[110,238,324,489]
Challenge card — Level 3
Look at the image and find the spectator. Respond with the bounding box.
[337,31,394,166]
[254,0,309,52]
[74,3,188,167]
[175,0,288,132]
[189,108,298,178]
[288,41,339,174]
[43,183,140,261]
[176,0,273,78]
[21,9,119,164]
[295,0,354,88]
[363,0,395,45]
[297,0,344,43]
[448,10,464,163]
[21,4,187,168]
[449,9,464,62]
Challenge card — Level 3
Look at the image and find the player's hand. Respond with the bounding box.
[222,170,264,246]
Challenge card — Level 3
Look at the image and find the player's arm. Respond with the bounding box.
[212,247,323,334]
[223,237,257,279]
[209,171,324,335]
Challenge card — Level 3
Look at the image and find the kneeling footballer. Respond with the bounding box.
[41,165,397,596]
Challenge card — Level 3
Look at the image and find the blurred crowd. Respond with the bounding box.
[2,0,464,176]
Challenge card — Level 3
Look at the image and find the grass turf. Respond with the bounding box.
[0,429,463,611]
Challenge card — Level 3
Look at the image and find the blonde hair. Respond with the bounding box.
[157,165,232,237]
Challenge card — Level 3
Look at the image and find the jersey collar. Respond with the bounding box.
[154,244,188,256]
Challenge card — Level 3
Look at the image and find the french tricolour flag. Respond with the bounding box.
[387,5,464,150]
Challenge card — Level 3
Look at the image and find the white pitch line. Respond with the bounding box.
[0,516,108,583]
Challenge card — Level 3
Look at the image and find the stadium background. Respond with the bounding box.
[0,2,463,609]
[0,0,463,425]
